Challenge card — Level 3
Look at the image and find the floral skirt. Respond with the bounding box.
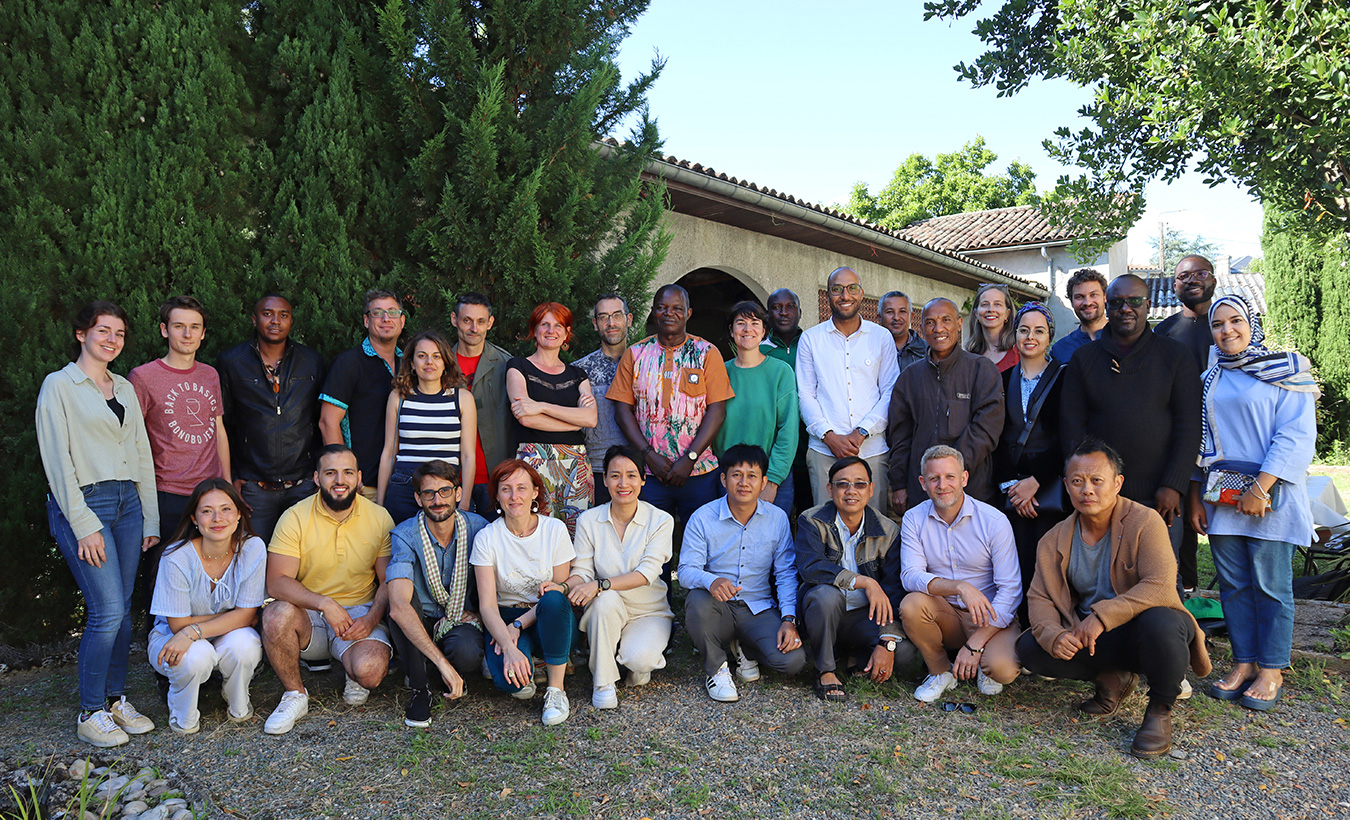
[516,442,593,538]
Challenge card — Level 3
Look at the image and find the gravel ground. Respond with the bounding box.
[2,631,1349,820]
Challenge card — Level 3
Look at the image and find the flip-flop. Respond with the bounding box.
[1207,678,1254,701]
[813,675,848,703]
[1240,686,1282,711]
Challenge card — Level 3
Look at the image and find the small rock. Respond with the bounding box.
[135,768,156,780]
[82,812,99,820]
[170,811,192,820]
[1169,749,1189,760]
[123,800,149,815]
[138,806,169,820]
[161,798,187,809]
[124,781,145,798]
[70,760,93,779]
[92,767,109,776]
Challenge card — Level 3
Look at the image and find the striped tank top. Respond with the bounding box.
[393,388,462,472]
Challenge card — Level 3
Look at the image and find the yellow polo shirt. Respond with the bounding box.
[269,494,393,607]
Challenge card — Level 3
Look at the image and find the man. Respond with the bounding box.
[1017,439,1211,759]
[899,446,1021,703]
[386,460,490,728]
[130,295,231,633]
[1154,255,1218,591]
[797,267,900,510]
[760,287,812,517]
[319,290,405,500]
[450,292,512,518]
[574,293,634,505]
[679,445,806,702]
[1060,274,1201,567]
[887,298,1004,512]
[879,290,929,372]
[608,284,731,538]
[218,295,325,540]
[1049,269,1110,364]
[795,456,913,703]
[260,445,394,735]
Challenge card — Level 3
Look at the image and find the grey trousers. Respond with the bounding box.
[684,589,807,677]
[800,584,915,674]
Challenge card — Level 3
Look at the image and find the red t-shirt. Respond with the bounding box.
[457,352,490,486]
[128,359,224,495]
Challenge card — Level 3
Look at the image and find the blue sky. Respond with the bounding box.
[614,0,1264,265]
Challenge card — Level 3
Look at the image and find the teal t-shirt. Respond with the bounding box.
[714,356,800,485]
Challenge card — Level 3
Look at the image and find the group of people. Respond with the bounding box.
[36,255,1319,762]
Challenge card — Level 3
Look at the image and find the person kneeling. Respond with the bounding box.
[796,456,914,702]
[680,445,807,702]
[1017,439,1211,759]
[900,446,1022,704]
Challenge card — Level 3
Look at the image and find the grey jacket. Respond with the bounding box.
[467,342,513,473]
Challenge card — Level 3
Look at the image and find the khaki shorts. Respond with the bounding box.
[300,602,391,662]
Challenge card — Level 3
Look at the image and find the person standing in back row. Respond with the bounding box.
[451,292,512,520]
[574,293,635,506]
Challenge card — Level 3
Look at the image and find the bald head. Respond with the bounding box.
[827,267,857,287]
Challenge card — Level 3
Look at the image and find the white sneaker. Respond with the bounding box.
[976,669,1004,696]
[730,640,760,682]
[914,671,958,704]
[706,662,739,703]
[77,710,129,748]
[107,696,155,734]
[1177,678,1193,700]
[627,670,651,687]
[264,691,309,735]
[511,681,537,700]
[592,683,618,710]
[542,687,570,725]
[343,676,370,706]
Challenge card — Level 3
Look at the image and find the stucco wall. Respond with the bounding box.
[656,211,975,329]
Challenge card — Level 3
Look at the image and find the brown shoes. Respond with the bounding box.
[1077,669,1138,718]
[1130,700,1174,759]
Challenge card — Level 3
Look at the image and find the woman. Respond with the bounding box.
[377,330,477,524]
[565,446,675,709]
[148,479,265,733]
[964,283,1020,372]
[471,459,577,725]
[506,302,597,536]
[1189,294,1318,711]
[37,301,160,747]
[993,303,1067,622]
[712,301,800,518]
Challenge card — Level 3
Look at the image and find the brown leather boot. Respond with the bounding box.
[1077,669,1138,717]
[1131,699,1173,759]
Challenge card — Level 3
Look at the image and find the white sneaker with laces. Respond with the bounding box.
[511,681,537,700]
[263,690,309,735]
[914,671,958,704]
[730,640,761,682]
[592,683,618,710]
[107,696,155,734]
[343,676,370,706]
[976,668,1004,696]
[1177,678,1193,700]
[77,710,129,748]
[706,662,740,702]
[627,670,651,687]
[542,687,571,725]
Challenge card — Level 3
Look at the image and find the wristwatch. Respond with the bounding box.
[511,619,524,631]
[685,449,699,462]
[854,426,869,438]
[879,638,897,652]
[781,615,797,625]
[598,578,611,591]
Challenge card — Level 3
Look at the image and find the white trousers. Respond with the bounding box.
[581,591,671,688]
[149,626,262,728]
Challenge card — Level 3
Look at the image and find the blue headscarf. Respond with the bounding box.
[1013,301,1055,359]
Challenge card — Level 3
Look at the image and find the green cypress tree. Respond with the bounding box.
[1317,236,1350,451]
[1261,208,1324,360]
[378,0,670,353]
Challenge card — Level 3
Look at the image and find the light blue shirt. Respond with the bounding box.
[150,536,267,638]
[833,513,868,611]
[678,497,798,617]
[899,494,1021,629]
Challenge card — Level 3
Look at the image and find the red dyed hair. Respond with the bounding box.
[525,302,575,349]
[488,458,550,516]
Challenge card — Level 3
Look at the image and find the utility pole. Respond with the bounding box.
[1159,220,1167,273]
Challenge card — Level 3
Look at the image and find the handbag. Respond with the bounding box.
[1202,459,1282,511]
[1003,364,1066,515]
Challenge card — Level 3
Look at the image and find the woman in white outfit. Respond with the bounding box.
[565,446,675,709]
[148,478,265,733]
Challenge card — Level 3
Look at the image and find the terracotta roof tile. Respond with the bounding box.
[898,205,1078,252]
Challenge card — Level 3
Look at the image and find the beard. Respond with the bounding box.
[1179,282,1216,310]
[420,502,455,522]
[320,484,357,512]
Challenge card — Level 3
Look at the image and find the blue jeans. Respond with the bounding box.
[1208,534,1295,669]
[49,481,145,711]
[485,591,576,693]
[384,468,420,526]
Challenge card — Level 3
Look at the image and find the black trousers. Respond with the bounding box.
[388,616,484,691]
[1016,606,1194,705]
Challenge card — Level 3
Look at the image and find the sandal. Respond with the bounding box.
[1206,677,1254,701]
[814,673,847,703]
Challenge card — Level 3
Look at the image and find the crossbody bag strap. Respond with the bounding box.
[1008,364,1062,468]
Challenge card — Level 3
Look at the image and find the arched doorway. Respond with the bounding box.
[647,267,763,360]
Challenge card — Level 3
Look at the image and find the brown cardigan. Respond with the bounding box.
[1027,496,1211,676]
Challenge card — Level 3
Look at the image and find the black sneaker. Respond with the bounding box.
[405,689,432,728]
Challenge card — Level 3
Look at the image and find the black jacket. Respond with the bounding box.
[217,340,326,482]
[994,359,1066,488]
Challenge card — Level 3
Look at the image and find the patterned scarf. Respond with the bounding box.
[417,510,480,639]
[1198,294,1320,468]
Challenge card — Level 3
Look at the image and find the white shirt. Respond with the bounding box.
[470,516,575,607]
[796,318,899,459]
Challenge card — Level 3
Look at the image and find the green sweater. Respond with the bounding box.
[714,357,800,485]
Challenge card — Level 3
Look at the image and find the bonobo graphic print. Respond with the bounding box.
[129,360,224,495]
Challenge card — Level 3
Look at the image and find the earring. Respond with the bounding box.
[531,500,539,513]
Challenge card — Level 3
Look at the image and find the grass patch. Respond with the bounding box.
[1287,657,1345,702]
[1032,754,1169,819]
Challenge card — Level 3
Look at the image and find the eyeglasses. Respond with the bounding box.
[828,284,864,296]
[1105,296,1146,310]
[940,702,977,713]
[367,309,406,319]
[1175,269,1213,282]
[593,311,628,324]
[830,480,871,491]
[417,486,459,501]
